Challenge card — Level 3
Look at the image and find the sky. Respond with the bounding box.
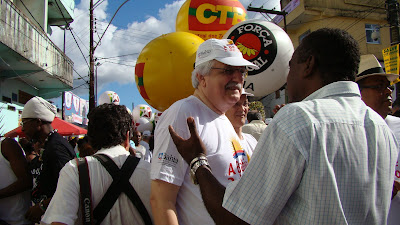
[49,0,281,114]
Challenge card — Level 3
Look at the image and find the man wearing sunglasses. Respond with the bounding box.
[356,54,400,225]
[150,39,259,225]
[20,96,75,223]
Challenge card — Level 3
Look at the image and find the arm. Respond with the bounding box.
[168,117,248,225]
[150,179,180,225]
[0,138,32,199]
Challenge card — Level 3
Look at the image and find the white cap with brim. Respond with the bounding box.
[195,39,259,69]
[21,96,57,122]
[356,54,399,82]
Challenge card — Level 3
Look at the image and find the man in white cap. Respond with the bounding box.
[168,28,398,224]
[21,96,75,223]
[355,54,400,225]
[225,89,257,156]
[140,130,152,162]
[150,38,258,225]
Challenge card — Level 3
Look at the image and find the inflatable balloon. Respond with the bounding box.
[223,20,294,97]
[154,111,163,125]
[135,32,204,111]
[132,104,152,122]
[98,91,120,105]
[176,0,247,40]
[134,117,154,133]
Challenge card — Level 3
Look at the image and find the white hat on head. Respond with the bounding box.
[241,89,254,96]
[21,96,57,122]
[142,130,151,137]
[356,54,399,82]
[195,39,259,69]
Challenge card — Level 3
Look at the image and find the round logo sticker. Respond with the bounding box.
[225,22,278,76]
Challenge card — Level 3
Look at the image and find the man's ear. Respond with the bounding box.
[303,55,316,78]
[197,73,206,87]
[123,130,130,150]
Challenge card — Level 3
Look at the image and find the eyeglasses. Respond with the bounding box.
[359,84,394,92]
[211,67,248,78]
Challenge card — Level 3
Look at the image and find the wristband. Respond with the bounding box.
[190,158,211,185]
[189,155,208,169]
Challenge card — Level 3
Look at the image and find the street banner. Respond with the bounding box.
[382,44,400,83]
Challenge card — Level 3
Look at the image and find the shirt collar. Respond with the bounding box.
[303,81,360,102]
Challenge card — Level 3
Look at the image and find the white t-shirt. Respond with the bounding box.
[240,133,257,156]
[140,141,152,163]
[135,145,146,159]
[0,139,31,225]
[151,95,253,225]
[42,145,153,225]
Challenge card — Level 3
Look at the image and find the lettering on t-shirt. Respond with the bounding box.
[157,152,178,167]
[228,139,250,181]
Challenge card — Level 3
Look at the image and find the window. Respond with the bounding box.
[365,24,381,44]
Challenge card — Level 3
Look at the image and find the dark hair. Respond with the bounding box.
[77,136,89,148]
[87,104,133,150]
[247,111,262,122]
[296,28,360,84]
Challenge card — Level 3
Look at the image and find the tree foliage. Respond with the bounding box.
[248,101,265,119]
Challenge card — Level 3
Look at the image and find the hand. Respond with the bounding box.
[168,117,207,164]
[25,204,44,223]
[273,104,286,114]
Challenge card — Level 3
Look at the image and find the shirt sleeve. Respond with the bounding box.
[222,120,306,225]
[42,160,80,225]
[150,107,192,186]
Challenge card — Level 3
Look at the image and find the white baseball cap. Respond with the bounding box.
[195,39,259,69]
[142,130,151,137]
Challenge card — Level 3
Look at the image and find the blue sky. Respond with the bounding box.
[49,0,280,115]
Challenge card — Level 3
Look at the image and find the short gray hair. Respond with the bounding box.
[191,60,216,88]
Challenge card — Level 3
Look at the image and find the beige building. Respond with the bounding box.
[260,0,391,118]
[275,0,389,60]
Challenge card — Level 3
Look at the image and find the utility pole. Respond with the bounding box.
[88,0,129,111]
[89,0,95,111]
[386,0,400,99]
[247,6,288,31]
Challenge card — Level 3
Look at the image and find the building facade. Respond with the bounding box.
[260,0,391,118]
[0,0,74,135]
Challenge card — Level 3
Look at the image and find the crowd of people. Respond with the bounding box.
[1,27,400,225]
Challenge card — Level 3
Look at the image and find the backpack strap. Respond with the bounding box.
[121,156,153,225]
[92,154,152,225]
[76,157,94,225]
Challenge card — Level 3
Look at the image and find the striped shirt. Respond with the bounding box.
[223,81,398,225]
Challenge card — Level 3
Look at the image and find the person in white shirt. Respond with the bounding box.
[242,110,267,140]
[42,104,153,225]
[140,130,152,162]
[168,28,398,225]
[225,89,257,156]
[355,54,400,225]
[150,38,258,225]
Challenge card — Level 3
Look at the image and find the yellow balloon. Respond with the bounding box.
[176,0,247,40]
[135,32,204,111]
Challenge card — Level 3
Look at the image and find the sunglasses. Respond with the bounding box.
[359,84,394,92]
